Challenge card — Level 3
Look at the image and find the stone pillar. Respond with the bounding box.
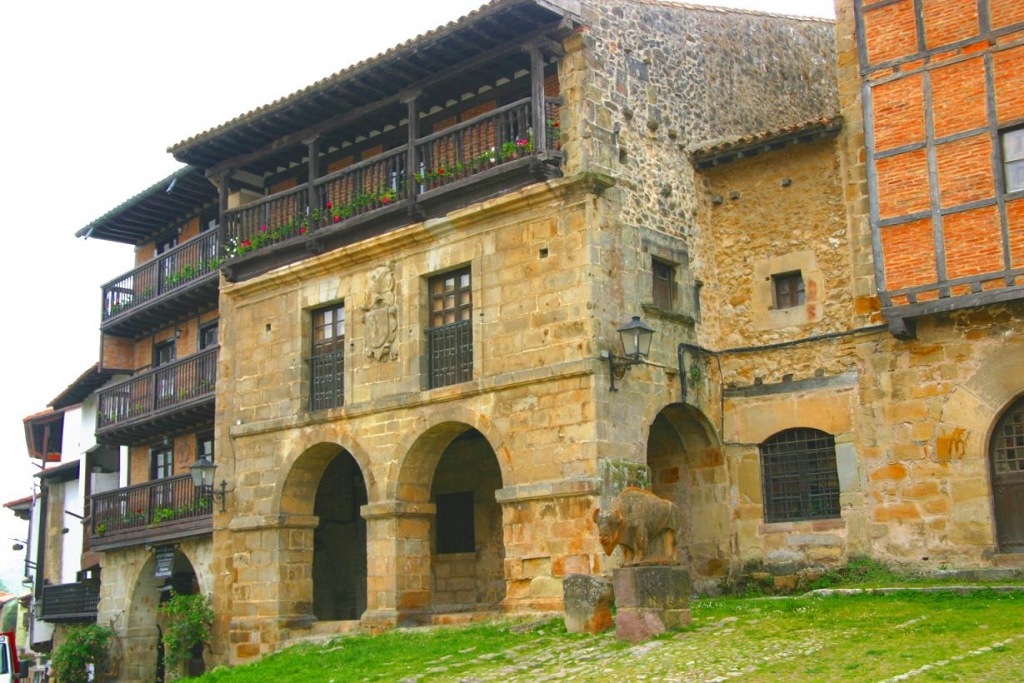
[225,513,318,663]
[613,565,692,643]
[360,500,436,630]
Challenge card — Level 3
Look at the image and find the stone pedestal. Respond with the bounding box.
[562,574,615,634]
[612,565,691,643]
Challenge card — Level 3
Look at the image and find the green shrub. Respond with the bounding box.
[159,591,214,678]
[51,623,117,683]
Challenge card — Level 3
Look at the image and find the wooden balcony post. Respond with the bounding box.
[403,90,421,216]
[305,135,320,227]
[530,48,547,154]
[217,169,233,239]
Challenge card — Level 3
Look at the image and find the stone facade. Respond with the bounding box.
[205,1,844,664]
[70,1,1024,678]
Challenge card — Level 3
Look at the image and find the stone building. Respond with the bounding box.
[33,0,1024,678]
[159,0,834,664]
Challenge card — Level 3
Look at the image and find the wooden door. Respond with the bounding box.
[991,397,1024,552]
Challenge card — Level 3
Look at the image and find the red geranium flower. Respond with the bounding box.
[299,227,307,234]
[260,225,268,232]
[135,508,143,515]
[242,239,252,247]
[437,168,446,175]
[334,216,341,223]
[381,196,392,205]
[326,202,333,210]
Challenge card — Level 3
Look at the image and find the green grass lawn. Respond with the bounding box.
[191,588,1024,682]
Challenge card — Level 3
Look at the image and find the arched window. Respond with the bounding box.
[760,428,840,523]
[990,396,1024,552]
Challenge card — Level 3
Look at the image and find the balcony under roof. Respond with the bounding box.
[168,0,575,171]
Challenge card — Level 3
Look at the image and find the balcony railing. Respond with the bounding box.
[96,347,217,434]
[39,582,100,622]
[223,96,561,260]
[102,228,223,323]
[90,474,213,550]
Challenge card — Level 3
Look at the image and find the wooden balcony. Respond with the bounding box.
[38,582,100,622]
[101,228,223,338]
[222,97,562,282]
[96,347,217,446]
[89,474,213,552]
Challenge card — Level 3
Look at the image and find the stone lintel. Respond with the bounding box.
[496,477,601,504]
[361,501,437,519]
[724,371,859,398]
[228,514,318,531]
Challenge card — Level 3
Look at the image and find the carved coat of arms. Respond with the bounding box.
[362,264,399,361]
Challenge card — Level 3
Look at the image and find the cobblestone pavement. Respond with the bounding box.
[400,616,1024,683]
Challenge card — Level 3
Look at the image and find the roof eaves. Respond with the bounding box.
[74,165,199,239]
[691,116,843,168]
[167,0,544,158]
[49,364,121,410]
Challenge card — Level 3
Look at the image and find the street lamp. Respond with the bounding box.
[189,456,228,512]
[606,315,656,391]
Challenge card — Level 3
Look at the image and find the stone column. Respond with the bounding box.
[225,513,318,663]
[360,500,436,631]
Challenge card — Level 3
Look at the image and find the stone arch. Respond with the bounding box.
[275,441,370,622]
[987,393,1024,553]
[390,405,510,503]
[645,403,728,586]
[940,340,1024,554]
[278,437,373,516]
[428,427,507,611]
[122,548,203,682]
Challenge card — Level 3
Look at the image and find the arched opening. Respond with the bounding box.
[312,450,368,620]
[646,404,727,583]
[429,427,505,612]
[990,395,1024,553]
[124,549,201,683]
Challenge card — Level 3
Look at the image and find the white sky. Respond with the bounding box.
[0,0,835,589]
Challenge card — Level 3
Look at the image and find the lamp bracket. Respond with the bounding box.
[607,353,646,391]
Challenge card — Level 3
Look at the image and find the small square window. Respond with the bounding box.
[1002,128,1024,193]
[652,259,676,311]
[435,491,475,554]
[772,271,805,309]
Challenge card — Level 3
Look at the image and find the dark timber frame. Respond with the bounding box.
[855,0,1024,338]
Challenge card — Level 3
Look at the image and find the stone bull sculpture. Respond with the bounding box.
[592,487,681,565]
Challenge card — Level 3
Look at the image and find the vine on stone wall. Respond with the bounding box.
[158,590,214,679]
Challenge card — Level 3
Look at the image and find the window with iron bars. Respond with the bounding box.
[759,428,840,523]
[310,304,345,411]
[427,267,473,389]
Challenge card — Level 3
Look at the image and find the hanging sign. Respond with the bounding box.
[154,545,175,579]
